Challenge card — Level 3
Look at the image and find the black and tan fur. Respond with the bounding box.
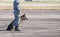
[6,14,28,31]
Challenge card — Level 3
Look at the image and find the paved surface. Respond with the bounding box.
[0,9,60,37]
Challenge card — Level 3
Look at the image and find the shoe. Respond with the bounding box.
[14,26,21,31]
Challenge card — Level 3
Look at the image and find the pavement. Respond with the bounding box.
[0,9,60,37]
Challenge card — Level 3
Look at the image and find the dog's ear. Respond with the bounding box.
[23,14,25,16]
[24,14,25,15]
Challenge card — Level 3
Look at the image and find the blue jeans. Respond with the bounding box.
[14,14,19,26]
[13,0,20,26]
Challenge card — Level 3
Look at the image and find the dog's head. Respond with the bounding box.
[20,14,28,21]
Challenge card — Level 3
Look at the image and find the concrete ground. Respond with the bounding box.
[0,9,60,37]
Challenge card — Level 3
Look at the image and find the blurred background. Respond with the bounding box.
[0,0,60,10]
[0,0,60,37]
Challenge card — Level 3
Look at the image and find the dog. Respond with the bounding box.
[19,14,28,27]
[20,14,28,23]
[6,14,28,31]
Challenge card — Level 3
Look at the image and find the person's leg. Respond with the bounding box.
[14,15,20,31]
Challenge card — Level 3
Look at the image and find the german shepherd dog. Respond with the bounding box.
[20,14,28,23]
[6,14,28,31]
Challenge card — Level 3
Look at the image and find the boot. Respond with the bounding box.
[14,26,20,31]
